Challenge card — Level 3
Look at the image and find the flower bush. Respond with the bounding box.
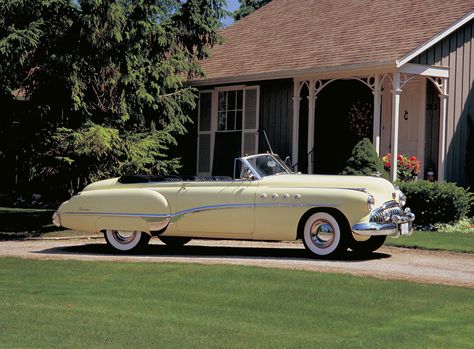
[382,153,421,180]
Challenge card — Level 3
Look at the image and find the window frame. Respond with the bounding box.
[197,85,260,175]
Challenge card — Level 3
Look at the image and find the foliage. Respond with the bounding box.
[347,101,372,139]
[340,138,389,180]
[234,0,272,20]
[383,153,421,180]
[434,217,474,234]
[0,206,55,238]
[0,0,226,201]
[398,180,474,229]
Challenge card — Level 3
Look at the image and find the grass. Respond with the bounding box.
[385,230,474,253]
[0,206,53,214]
[0,258,473,349]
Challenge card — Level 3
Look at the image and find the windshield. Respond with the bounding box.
[245,154,291,178]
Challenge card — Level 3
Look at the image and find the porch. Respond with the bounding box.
[291,63,450,181]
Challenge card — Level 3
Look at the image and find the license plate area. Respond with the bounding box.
[400,222,409,235]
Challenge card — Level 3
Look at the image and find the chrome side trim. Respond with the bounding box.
[63,211,170,218]
[63,202,337,222]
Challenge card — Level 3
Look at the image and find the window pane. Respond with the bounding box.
[228,90,236,110]
[227,111,236,131]
[218,111,227,130]
[236,110,242,130]
[237,90,243,110]
[218,92,226,112]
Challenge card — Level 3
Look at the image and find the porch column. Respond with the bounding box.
[307,80,316,174]
[372,74,382,155]
[292,80,301,171]
[390,72,402,181]
[438,78,448,181]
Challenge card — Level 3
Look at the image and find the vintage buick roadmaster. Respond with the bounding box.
[53,153,415,257]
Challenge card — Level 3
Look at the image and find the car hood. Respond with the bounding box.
[260,174,397,205]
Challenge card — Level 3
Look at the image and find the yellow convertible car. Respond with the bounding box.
[52,153,414,257]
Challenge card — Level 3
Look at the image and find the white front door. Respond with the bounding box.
[398,79,424,160]
[380,77,425,177]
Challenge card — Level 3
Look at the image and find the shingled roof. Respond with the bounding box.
[196,0,474,84]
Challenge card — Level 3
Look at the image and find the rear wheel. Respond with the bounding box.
[302,211,347,257]
[158,236,192,248]
[349,235,386,255]
[104,230,150,252]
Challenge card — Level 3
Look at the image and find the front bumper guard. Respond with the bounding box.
[352,208,415,238]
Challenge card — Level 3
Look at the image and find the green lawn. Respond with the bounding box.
[385,230,474,253]
[0,258,473,349]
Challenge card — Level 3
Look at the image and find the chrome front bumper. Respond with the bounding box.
[352,206,415,238]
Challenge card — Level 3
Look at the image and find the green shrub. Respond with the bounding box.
[341,138,389,180]
[0,207,56,238]
[398,180,473,228]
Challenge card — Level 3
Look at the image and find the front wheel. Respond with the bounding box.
[302,211,347,257]
[349,235,386,255]
[104,230,150,252]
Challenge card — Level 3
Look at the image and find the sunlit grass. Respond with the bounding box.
[0,258,473,349]
[385,230,474,253]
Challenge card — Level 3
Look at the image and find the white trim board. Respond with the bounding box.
[398,63,450,78]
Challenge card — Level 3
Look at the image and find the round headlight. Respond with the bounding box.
[399,192,407,207]
[367,194,375,211]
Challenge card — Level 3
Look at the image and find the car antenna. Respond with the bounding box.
[258,129,274,154]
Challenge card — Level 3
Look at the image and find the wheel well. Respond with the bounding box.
[100,229,153,237]
[296,207,351,240]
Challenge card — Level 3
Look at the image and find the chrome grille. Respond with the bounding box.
[370,201,402,224]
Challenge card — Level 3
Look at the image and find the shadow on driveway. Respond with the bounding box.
[34,242,391,263]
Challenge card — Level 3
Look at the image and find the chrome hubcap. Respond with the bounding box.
[310,221,335,249]
[112,231,138,244]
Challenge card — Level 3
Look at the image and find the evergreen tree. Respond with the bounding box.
[234,0,271,20]
[0,0,225,197]
[341,138,389,180]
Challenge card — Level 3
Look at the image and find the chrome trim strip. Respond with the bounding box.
[63,202,337,220]
[63,211,170,218]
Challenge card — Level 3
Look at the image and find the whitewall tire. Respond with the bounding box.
[302,212,347,257]
[104,230,150,252]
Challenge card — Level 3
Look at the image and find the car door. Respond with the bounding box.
[176,180,257,238]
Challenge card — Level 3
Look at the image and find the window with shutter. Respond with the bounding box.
[197,86,259,175]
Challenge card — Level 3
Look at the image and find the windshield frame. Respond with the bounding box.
[240,153,292,179]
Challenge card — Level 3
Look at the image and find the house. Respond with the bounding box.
[181,0,474,186]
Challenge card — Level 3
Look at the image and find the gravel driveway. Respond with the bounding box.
[1,237,474,288]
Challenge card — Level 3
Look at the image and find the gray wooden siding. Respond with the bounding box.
[411,20,474,186]
[257,79,293,158]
